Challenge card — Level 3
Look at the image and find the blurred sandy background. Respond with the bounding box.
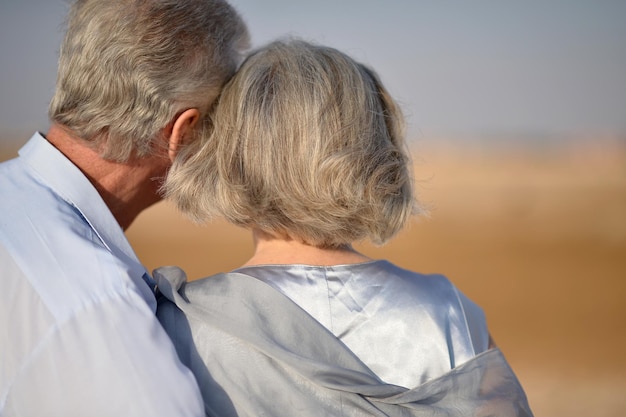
[2,135,625,415]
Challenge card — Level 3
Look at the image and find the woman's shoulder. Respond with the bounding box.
[375,260,490,354]
[370,261,485,320]
[368,260,457,292]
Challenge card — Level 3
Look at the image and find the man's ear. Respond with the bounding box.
[167,108,200,162]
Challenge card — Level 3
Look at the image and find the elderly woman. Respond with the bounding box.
[157,39,533,416]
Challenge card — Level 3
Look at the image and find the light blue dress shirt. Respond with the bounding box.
[0,134,204,416]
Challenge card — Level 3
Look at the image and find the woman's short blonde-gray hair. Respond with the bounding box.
[165,39,420,247]
[48,0,249,162]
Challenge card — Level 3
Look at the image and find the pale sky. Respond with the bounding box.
[1,0,625,142]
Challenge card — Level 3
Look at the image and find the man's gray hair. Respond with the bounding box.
[49,0,249,161]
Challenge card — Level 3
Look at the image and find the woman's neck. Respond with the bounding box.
[243,229,372,267]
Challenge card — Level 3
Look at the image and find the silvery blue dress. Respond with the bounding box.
[234,260,489,387]
[156,261,533,416]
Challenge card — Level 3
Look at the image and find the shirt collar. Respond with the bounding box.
[18,133,153,290]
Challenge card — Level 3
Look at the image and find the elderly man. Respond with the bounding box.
[0,0,248,415]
